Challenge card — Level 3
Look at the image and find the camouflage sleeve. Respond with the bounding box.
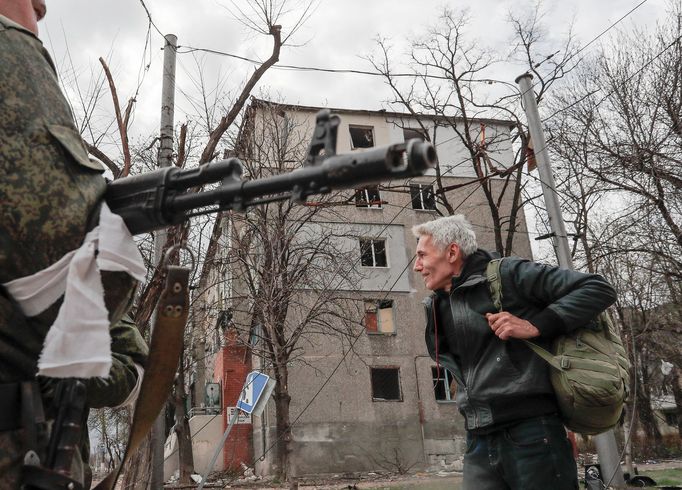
[0,15,140,380]
[84,315,149,409]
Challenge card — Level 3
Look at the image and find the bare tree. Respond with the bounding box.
[87,408,129,475]
[541,4,682,459]
[224,101,364,481]
[366,5,578,256]
[546,7,682,278]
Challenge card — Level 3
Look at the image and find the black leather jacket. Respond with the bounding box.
[424,250,617,431]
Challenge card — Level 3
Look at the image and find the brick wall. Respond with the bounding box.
[215,331,253,470]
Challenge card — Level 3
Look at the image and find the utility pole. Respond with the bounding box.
[150,33,177,490]
[516,72,627,489]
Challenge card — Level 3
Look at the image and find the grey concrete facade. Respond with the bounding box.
[224,100,534,478]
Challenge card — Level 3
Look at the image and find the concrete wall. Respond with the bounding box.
[163,415,224,481]
[297,222,412,292]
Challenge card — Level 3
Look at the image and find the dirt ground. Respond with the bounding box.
[198,458,682,489]
[217,459,682,490]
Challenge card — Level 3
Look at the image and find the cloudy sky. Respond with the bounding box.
[39,0,668,141]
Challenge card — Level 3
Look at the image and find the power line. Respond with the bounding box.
[138,0,164,39]
[133,0,483,81]
[530,28,682,168]
[137,0,647,88]
[432,0,650,148]
[540,31,680,123]
[176,45,501,82]
[557,31,682,120]
[555,0,649,71]
[433,2,675,207]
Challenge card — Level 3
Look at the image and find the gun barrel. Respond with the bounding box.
[106,133,437,235]
[170,139,436,215]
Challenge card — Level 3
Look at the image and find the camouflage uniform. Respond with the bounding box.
[79,316,149,488]
[0,13,146,488]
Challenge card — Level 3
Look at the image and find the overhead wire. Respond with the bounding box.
[542,30,682,124]
[133,0,651,179]
[135,0,647,93]
[423,0,650,149]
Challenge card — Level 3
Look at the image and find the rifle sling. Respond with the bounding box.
[94,265,190,490]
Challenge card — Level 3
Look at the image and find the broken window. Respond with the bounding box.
[403,127,427,142]
[354,186,382,208]
[359,238,387,267]
[370,367,402,401]
[349,125,375,149]
[364,300,395,335]
[410,183,436,211]
[432,366,456,402]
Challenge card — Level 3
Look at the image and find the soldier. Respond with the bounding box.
[0,1,148,487]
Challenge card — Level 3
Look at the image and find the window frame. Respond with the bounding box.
[431,366,457,403]
[359,238,388,268]
[354,186,383,208]
[364,299,396,335]
[663,410,677,427]
[403,127,427,142]
[349,125,375,149]
[410,183,436,211]
[370,366,403,402]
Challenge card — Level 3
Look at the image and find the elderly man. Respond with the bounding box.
[0,1,147,488]
[413,214,616,490]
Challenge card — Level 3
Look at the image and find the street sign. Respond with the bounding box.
[226,407,251,424]
[236,371,274,415]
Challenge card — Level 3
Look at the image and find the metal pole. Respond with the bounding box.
[516,73,572,269]
[197,409,240,490]
[516,72,626,489]
[150,33,177,490]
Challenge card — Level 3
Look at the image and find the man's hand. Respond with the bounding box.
[486,312,540,340]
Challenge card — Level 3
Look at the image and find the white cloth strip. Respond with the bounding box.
[3,202,145,378]
[114,363,145,409]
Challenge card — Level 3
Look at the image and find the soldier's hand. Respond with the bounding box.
[486,312,540,340]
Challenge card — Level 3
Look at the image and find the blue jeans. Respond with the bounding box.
[463,414,578,490]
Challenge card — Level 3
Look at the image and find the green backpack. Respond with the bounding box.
[486,259,631,435]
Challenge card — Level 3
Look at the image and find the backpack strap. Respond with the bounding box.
[485,258,504,312]
[520,338,563,371]
[485,258,564,372]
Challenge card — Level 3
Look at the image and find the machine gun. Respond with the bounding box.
[22,379,87,490]
[91,109,437,490]
[105,109,437,235]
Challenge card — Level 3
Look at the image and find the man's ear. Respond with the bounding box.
[447,243,460,263]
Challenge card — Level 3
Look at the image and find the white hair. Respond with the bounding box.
[412,214,478,257]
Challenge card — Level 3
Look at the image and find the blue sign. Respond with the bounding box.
[236,371,271,414]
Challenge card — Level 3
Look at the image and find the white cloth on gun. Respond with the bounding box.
[3,203,145,378]
[114,363,145,409]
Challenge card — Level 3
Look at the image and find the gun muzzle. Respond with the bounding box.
[406,139,438,173]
